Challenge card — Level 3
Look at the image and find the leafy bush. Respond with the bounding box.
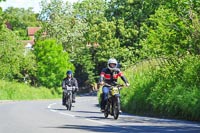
[121,55,200,121]
[34,39,74,88]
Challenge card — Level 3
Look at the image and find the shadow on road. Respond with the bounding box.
[74,110,101,114]
[45,124,200,133]
[51,108,67,111]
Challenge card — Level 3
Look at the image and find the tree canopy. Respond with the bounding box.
[0,27,36,82]
[34,39,74,88]
[3,7,41,39]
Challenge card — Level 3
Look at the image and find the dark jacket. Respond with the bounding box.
[99,68,129,85]
[62,77,78,90]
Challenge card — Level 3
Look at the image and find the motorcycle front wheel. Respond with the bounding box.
[65,95,69,110]
[104,112,109,118]
[65,94,72,111]
[113,98,119,120]
[68,94,72,111]
[104,104,109,118]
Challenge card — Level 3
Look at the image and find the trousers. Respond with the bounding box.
[100,86,110,109]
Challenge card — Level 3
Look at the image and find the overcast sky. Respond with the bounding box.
[0,0,79,13]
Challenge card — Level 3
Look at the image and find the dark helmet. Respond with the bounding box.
[66,70,73,75]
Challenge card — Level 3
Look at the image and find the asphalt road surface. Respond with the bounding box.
[0,95,200,133]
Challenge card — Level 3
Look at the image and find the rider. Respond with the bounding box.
[62,70,79,105]
[99,58,130,112]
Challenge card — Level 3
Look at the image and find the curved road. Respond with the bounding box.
[0,95,200,133]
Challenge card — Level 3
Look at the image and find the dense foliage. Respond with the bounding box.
[0,27,36,82]
[3,7,41,40]
[141,6,200,57]
[34,39,74,88]
[121,55,200,121]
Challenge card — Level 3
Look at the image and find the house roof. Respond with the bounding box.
[27,27,41,36]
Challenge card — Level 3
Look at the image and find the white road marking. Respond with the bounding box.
[48,102,110,125]
[48,103,56,109]
[59,112,75,117]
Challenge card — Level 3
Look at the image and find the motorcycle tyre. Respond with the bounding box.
[104,105,109,118]
[113,99,119,120]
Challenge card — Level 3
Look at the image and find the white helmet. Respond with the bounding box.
[107,58,118,71]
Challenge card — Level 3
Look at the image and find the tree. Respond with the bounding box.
[0,1,37,83]
[140,0,200,57]
[34,39,74,88]
[39,0,87,51]
[0,28,22,80]
[105,0,163,58]
[38,0,93,85]
[3,7,41,40]
[72,0,107,84]
[0,0,6,29]
[140,7,183,57]
[0,7,3,30]
[89,20,134,70]
[0,27,36,82]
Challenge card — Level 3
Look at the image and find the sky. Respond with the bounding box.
[0,0,79,13]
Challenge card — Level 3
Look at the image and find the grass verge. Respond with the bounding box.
[0,80,62,100]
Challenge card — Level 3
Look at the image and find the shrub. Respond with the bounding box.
[121,55,200,121]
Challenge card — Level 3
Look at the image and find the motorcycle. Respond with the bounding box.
[102,83,124,120]
[63,85,75,110]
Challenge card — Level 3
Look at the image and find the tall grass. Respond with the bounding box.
[0,80,62,100]
[121,55,200,121]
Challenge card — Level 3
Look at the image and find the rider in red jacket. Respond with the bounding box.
[99,58,129,112]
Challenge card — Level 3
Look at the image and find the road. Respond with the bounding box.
[0,95,200,133]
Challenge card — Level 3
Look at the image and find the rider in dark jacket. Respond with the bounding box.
[62,70,78,105]
[99,58,130,112]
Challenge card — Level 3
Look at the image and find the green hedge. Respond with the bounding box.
[121,55,200,121]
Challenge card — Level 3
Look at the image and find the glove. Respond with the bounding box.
[99,82,104,85]
[125,83,130,87]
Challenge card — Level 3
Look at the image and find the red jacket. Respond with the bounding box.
[99,68,128,85]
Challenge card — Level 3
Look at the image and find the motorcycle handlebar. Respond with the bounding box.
[63,85,76,91]
[101,83,124,88]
